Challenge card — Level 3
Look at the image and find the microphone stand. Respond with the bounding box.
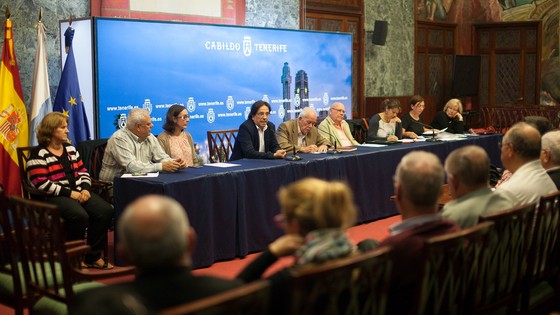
[277,129,302,161]
[414,120,440,142]
[324,126,342,154]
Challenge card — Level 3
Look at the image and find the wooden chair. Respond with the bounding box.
[286,246,393,315]
[7,195,134,315]
[16,146,47,199]
[476,202,539,314]
[159,280,270,315]
[520,191,560,313]
[413,221,494,315]
[76,139,113,204]
[207,129,238,163]
[346,118,369,144]
[0,187,29,315]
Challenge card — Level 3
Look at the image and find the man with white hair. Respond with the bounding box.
[99,108,184,182]
[318,102,360,146]
[72,195,241,313]
[441,145,513,228]
[276,107,330,153]
[540,130,560,189]
[377,151,460,315]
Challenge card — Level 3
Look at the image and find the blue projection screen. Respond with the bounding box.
[95,18,352,161]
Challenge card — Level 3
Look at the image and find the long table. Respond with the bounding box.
[114,134,502,268]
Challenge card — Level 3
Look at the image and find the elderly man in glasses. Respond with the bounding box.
[276,107,330,154]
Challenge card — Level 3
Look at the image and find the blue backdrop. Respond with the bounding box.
[95,18,353,161]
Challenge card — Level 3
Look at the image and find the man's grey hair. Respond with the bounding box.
[542,130,560,165]
[445,145,489,186]
[118,195,190,269]
[299,106,317,119]
[126,108,150,130]
[394,151,444,207]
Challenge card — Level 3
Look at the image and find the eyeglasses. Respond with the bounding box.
[177,115,190,120]
[256,112,270,117]
[332,108,345,114]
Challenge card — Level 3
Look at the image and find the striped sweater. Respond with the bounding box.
[27,144,92,197]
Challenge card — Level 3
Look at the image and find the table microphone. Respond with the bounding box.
[323,127,342,154]
[277,130,302,161]
[413,120,440,142]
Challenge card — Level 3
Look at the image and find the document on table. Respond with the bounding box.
[361,143,387,148]
[205,162,241,168]
[121,172,159,178]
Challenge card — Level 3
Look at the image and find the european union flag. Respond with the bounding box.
[53,26,90,145]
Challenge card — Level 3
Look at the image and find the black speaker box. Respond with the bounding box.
[372,20,388,46]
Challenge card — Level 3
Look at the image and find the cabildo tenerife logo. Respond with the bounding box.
[204,36,288,57]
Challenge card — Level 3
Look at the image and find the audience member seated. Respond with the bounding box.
[158,104,198,167]
[375,151,460,315]
[276,107,330,153]
[99,108,184,182]
[495,115,554,187]
[540,130,560,189]
[430,98,465,134]
[317,102,360,146]
[366,98,403,142]
[401,95,429,139]
[230,100,286,160]
[441,145,514,228]
[496,122,557,205]
[236,178,357,314]
[71,195,242,313]
[27,112,114,269]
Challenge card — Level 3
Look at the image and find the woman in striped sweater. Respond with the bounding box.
[27,112,114,269]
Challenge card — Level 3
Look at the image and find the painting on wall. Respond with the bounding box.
[90,0,245,25]
[415,0,560,106]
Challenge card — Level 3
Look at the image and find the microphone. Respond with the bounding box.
[276,128,302,161]
[413,120,440,142]
[321,125,342,154]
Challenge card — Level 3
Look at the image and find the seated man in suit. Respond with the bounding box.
[318,102,360,146]
[71,195,242,313]
[376,151,460,315]
[441,145,513,228]
[496,122,556,206]
[276,107,330,153]
[99,108,184,182]
[540,130,560,189]
[230,100,286,160]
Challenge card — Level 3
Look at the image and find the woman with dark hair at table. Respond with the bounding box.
[401,95,430,139]
[430,98,465,134]
[237,178,357,314]
[366,98,403,142]
[158,104,198,167]
[27,112,114,269]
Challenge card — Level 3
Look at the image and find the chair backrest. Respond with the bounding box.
[77,139,109,181]
[207,129,238,163]
[520,191,560,311]
[476,202,538,313]
[16,146,46,199]
[286,246,392,315]
[0,188,29,314]
[159,280,270,315]
[8,195,89,308]
[414,221,494,315]
[345,118,369,144]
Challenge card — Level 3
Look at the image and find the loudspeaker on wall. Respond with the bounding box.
[372,20,388,46]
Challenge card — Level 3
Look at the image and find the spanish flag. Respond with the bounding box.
[0,17,28,196]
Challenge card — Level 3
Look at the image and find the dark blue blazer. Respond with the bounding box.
[230,119,281,160]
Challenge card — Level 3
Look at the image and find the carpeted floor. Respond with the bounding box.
[0,214,400,315]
